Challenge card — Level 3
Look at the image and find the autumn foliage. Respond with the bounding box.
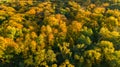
[0,0,120,67]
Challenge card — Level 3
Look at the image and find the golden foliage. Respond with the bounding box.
[26,8,36,15]
[71,21,82,32]
[31,32,37,39]
[94,7,105,14]
[0,1,120,67]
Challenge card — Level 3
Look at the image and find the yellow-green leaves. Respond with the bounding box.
[46,49,56,62]
[97,41,114,53]
[84,50,101,64]
[105,16,118,29]
[99,27,120,39]
[77,34,92,45]
[58,42,71,56]
[68,1,81,11]
[81,26,93,36]
[43,15,59,26]
[94,7,105,14]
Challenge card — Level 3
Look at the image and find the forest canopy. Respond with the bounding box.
[0,0,120,67]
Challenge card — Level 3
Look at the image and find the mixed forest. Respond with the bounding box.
[0,0,120,67]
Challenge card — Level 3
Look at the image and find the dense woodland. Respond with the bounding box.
[0,0,120,67]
